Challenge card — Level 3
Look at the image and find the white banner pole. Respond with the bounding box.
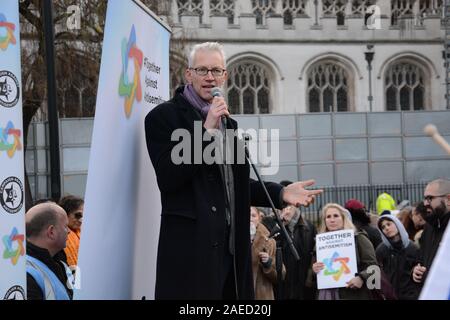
[0,1,26,300]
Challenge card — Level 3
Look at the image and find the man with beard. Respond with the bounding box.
[412,179,450,285]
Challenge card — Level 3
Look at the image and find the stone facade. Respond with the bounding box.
[162,0,447,113]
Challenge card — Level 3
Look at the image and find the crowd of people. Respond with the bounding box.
[23,41,450,301]
[248,178,449,300]
[24,177,449,300]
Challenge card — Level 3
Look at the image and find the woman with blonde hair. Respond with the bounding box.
[312,203,378,300]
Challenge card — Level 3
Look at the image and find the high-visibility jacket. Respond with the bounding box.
[26,255,70,300]
[376,192,396,215]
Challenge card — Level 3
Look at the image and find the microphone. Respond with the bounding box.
[211,87,222,98]
[424,124,450,155]
[211,87,227,128]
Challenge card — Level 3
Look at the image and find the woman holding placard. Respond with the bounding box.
[311,203,378,300]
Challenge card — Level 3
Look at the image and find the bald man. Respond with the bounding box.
[25,202,72,300]
[412,178,450,285]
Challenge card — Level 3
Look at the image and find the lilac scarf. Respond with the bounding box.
[182,84,211,119]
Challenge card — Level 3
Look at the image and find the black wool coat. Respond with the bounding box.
[262,215,317,300]
[417,211,450,283]
[281,218,317,300]
[145,87,284,299]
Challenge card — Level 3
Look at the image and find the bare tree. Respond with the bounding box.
[20,0,106,207]
[19,0,189,205]
[19,0,183,139]
[20,0,106,135]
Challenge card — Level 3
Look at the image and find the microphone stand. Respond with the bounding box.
[221,120,299,300]
[242,134,300,262]
[273,233,284,299]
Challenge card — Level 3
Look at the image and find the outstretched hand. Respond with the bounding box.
[282,180,323,208]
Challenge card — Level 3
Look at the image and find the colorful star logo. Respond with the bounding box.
[323,251,351,281]
[0,121,22,158]
[2,227,25,266]
[0,13,16,51]
[118,25,143,118]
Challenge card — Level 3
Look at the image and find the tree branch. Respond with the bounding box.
[19,1,42,32]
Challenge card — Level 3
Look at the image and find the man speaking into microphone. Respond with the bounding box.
[145,42,322,300]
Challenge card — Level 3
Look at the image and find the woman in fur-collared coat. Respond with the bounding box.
[250,207,285,300]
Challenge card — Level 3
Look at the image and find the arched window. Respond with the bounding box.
[307,61,353,112]
[177,0,203,22]
[323,0,348,26]
[226,60,274,114]
[282,0,307,25]
[210,0,235,24]
[351,0,376,15]
[252,0,276,25]
[391,0,414,26]
[418,0,443,25]
[385,61,427,111]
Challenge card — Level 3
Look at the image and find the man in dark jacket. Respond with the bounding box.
[412,179,450,285]
[262,180,317,300]
[25,202,73,300]
[279,204,316,300]
[145,42,322,300]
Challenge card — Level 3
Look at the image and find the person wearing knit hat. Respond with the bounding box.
[344,199,365,211]
[376,214,420,300]
[345,199,382,249]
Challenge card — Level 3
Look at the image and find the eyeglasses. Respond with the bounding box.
[189,67,226,77]
[424,194,447,202]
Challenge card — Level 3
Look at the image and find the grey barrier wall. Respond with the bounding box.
[25,111,450,206]
[26,118,93,200]
[26,121,49,201]
[236,111,450,186]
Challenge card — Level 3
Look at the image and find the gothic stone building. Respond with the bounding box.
[160,0,447,114]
